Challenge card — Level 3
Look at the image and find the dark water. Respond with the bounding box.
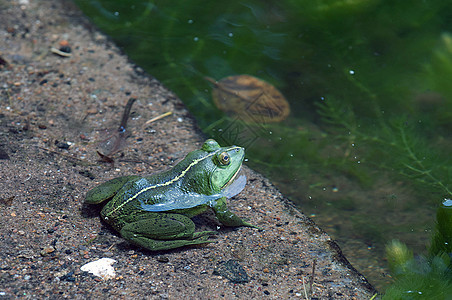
[75,0,452,290]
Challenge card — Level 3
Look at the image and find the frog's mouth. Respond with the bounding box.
[221,167,241,190]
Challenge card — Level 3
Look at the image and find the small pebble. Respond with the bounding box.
[60,46,71,53]
[213,259,249,283]
[156,256,169,263]
[55,140,70,149]
[0,148,10,159]
[40,246,55,256]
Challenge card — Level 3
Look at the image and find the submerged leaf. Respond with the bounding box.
[207,75,290,123]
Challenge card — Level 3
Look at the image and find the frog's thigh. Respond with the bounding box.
[122,213,195,240]
[120,213,215,251]
[85,175,140,204]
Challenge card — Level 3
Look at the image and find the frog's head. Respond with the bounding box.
[201,139,245,192]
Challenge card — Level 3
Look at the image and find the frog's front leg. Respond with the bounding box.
[120,213,217,251]
[212,197,261,229]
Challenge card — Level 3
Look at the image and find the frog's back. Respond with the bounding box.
[101,174,175,217]
[100,148,219,226]
[101,161,207,218]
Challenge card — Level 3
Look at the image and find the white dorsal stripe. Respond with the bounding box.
[106,146,241,217]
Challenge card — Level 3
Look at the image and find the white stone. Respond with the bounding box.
[80,258,117,280]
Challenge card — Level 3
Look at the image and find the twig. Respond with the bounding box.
[50,47,72,57]
[144,111,172,125]
[105,243,116,252]
[302,276,309,299]
[309,259,316,296]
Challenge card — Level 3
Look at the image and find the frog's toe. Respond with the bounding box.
[189,234,217,246]
[191,235,214,243]
[243,222,263,230]
[165,235,216,250]
[192,230,217,239]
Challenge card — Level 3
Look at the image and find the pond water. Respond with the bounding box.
[75,0,452,290]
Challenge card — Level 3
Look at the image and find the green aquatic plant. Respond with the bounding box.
[424,33,452,129]
[383,200,452,299]
[316,95,452,198]
[430,199,452,256]
[426,33,452,102]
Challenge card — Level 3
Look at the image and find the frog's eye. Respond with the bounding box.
[218,152,230,165]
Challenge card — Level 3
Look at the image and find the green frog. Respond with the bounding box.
[85,139,259,251]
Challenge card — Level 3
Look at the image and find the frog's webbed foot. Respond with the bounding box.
[119,213,217,251]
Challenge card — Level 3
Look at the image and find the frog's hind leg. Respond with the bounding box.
[120,213,217,251]
[85,175,141,204]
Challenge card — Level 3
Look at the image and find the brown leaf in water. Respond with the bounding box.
[207,75,290,123]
